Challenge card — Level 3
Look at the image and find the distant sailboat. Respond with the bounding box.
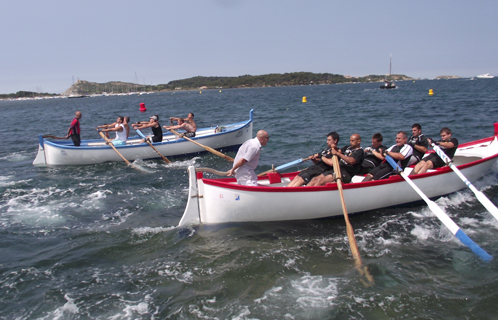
[380,54,396,89]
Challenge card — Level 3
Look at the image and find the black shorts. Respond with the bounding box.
[360,159,376,175]
[152,136,162,143]
[71,134,81,147]
[322,167,352,183]
[297,165,328,184]
[424,154,446,168]
[369,162,396,180]
[182,132,196,138]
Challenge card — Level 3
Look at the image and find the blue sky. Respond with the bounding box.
[1,0,496,94]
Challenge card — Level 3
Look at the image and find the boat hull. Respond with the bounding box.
[179,134,498,226]
[33,110,253,166]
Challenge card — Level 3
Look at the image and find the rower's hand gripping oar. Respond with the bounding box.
[429,140,498,222]
[257,156,312,176]
[136,129,171,164]
[332,156,375,286]
[385,155,492,261]
[167,128,234,162]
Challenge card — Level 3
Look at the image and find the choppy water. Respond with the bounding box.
[1,79,498,319]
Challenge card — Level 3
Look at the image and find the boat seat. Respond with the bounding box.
[267,172,282,184]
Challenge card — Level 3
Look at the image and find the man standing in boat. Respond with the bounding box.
[65,111,82,146]
[227,130,270,186]
[96,116,127,146]
[132,115,163,143]
[360,133,388,174]
[306,133,364,186]
[286,132,340,187]
[406,123,428,166]
[362,131,413,181]
[410,127,458,175]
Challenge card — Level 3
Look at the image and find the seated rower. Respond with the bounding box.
[123,116,131,139]
[362,131,413,181]
[132,115,163,143]
[287,132,340,187]
[406,123,429,166]
[410,127,458,175]
[360,132,388,175]
[97,116,127,146]
[168,113,197,137]
[164,118,196,138]
[307,134,364,186]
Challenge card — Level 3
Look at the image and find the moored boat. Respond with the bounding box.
[33,110,253,166]
[179,123,498,226]
[380,54,396,89]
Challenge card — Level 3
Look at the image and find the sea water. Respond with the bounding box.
[1,79,498,319]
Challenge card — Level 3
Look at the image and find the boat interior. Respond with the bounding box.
[66,124,243,148]
[209,137,498,188]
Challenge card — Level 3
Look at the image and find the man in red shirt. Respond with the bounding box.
[66,111,82,146]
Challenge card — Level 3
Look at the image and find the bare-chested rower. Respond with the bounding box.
[166,112,197,138]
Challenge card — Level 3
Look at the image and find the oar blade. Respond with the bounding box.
[455,229,493,261]
[385,155,492,262]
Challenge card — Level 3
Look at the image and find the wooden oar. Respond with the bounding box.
[385,155,492,261]
[99,132,146,172]
[257,156,312,176]
[136,129,171,164]
[430,141,498,221]
[332,156,374,286]
[42,135,67,139]
[168,129,234,162]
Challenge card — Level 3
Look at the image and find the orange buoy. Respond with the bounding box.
[429,89,434,96]
[140,102,147,112]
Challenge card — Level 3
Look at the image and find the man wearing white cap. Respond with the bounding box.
[132,115,163,143]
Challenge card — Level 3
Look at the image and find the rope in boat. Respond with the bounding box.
[195,167,229,176]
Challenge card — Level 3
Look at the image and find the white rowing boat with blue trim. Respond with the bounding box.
[33,110,253,166]
[179,123,498,226]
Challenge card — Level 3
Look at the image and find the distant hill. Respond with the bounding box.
[435,75,461,79]
[1,72,415,99]
[0,91,59,100]
[62,72,414,95]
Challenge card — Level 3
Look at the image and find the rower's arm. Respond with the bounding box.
[386,151,405,161]
[413,144,428,154]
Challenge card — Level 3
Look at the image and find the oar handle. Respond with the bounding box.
[168,128,234,162]
[257,156,312,176]
[429,141,452,165]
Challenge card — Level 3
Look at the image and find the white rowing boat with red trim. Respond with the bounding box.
[179,123,498,226]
